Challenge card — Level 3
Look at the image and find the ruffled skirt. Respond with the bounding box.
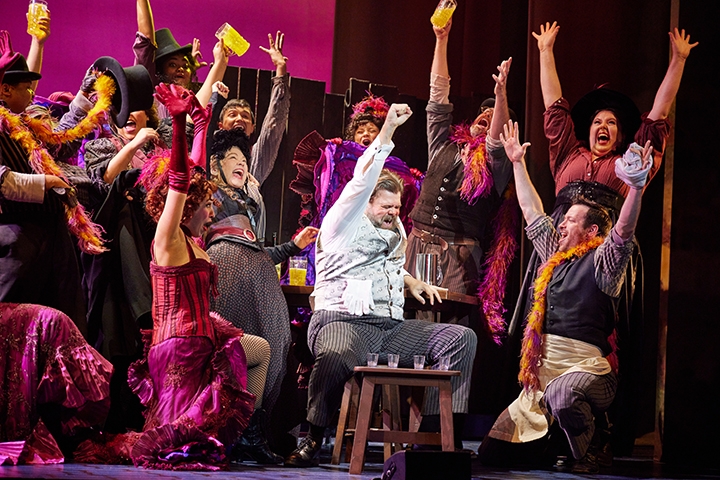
[75,313,254,470]
[0,303,113,465]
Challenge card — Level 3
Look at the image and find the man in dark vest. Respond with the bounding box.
[404,17,513,299]
[477,120,653,474]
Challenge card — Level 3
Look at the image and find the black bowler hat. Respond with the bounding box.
[154,28,192,67]
[571,87,641,151]
[477,97,517,122]
[91,57,153,128]
[2,55,42,84]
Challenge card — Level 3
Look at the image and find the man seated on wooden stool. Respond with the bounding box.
[284,103,478,467]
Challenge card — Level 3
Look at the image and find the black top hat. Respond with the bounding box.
[154,28,192,67]
[2,55,42,84]
[571,88,641,151]
[91,57,154,128]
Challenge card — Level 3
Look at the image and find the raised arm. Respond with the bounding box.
[136,0,155,42]
[152,83,194,266]
[251,31,291,185]
[647,28,698,121]
[259,31,287,78]
[103,129,160,184]
[194,40,230,108]
[321,104,412,247]
[431,18,451,82]
[488,57,512,140]
[500,120,544,225]
[532,21,562,110]
[427,18,453,164]
[26,9,50,92]
[613,141,653,240]
[0,31,20,84]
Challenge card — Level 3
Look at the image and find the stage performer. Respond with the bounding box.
[206,127,318,464]
[479,120,653,474]
[506,22,697,456]
[403,18,516,341]
[284,103,477,467]
[0,303,113,466]
[206,31,290,243]
[290,94,422,285]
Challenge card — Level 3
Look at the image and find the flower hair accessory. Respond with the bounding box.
[350,94,389,122]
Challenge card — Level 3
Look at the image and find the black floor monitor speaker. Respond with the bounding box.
[379,450,472,480]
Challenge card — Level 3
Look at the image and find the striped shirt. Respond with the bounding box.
[525,215,635,297]
[150,237,218,345]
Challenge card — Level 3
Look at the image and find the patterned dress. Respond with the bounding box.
[76,237,255,470]
[0,303,113,465]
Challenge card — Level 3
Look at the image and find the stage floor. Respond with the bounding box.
[1,441,717,479]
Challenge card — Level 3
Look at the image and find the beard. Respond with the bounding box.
[369,214,396,230]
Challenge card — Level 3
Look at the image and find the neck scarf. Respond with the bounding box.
[519,235,604,392]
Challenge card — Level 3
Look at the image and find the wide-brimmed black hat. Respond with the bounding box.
[91,56,153,128]
[2,55,42,84]
[571,88,641,150]
[154,28,192,66]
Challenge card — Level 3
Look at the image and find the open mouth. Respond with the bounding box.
[361,138,371,147]
[123,120,137,135]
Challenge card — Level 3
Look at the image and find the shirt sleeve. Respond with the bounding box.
[320,138,395,251]
[250,73,290,186]
[53,94,94,162]
[544,97,582,179]
[133,31,158,85]
[0,167,46,204]
[594,229,635,297]
[525,215,560,264]
[426,73,453,167]
[636,112,671,186]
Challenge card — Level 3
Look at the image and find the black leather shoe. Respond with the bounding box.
[233,410,283,464]
[284,436,321,467]
[570,450,599,474]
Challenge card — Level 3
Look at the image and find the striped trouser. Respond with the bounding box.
[544,371,618,459]
[305,310,477,427]
[240,334,271,409]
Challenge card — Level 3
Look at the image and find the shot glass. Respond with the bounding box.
[414,355,426,370]
[366,353,379,368]
[288,256,308,286]
[387,354,399,368]
[438,355,451,371]
[215,22,250,57]
[275,263,281,280]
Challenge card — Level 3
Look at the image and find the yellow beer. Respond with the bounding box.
[289,268,307,286]
[430,0,457,29]
[215,23,250,57]
[27,0,49,37]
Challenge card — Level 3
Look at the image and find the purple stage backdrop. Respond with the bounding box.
[2,0,336,96]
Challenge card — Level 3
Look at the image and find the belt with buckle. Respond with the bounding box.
[410,227,479,251]
[410,228,449,251]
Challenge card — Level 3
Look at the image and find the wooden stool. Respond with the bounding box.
[348,366,460,474]
[331,374,404,465]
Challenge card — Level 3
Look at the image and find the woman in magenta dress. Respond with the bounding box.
[125,83,254,470]
[0,303,113,466]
